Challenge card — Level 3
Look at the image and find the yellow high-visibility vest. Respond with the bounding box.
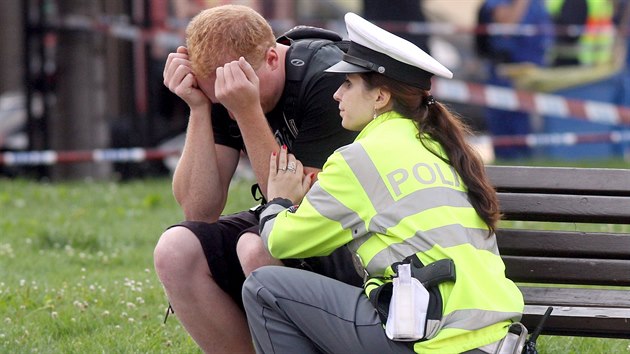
[547,0,615,65]
[261,111,524,354]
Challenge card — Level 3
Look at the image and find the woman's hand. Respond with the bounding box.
[267,146,314,204]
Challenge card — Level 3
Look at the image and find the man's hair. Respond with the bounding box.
[186,5,276,79]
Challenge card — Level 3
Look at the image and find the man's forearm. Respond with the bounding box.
[236,107,280,198]
[172,105,226,222]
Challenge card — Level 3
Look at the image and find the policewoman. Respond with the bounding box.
[242,12,524,354]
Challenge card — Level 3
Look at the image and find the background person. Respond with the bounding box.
[243,12,524,354]
[477,0,553,159]
[546,0,615,67]
[153,5,360,353]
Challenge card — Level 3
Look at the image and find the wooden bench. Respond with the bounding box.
[486,165,630,339]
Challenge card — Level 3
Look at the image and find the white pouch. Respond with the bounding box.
[385,263,430,341]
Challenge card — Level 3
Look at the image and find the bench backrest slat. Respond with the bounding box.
[497,193,630,223]
[486,166,630,196]
[503,256,630,285]
[497,229,630,259]
[520,287,630,308]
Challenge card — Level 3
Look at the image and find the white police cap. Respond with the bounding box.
[326,12,453,90]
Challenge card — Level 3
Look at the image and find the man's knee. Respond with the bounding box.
[154,226,205,281]
[237,232,281,276]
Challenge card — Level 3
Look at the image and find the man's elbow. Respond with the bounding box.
[183,208,220,223]
[178,198,221,223]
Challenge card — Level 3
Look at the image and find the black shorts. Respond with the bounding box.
[171,210,363,310]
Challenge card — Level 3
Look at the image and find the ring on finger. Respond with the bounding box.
[287,161,296,172]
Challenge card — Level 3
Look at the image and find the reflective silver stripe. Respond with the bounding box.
[365,225,497,274]
[259,204,289,247]
[305,183,368,239]
[339,144,395,211]
[370,187,471,231]
[441,309,522,332]
[346,186,473,258]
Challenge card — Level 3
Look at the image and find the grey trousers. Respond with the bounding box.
[242,266,415,354]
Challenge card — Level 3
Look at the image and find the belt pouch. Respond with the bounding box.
[384,263,430,341]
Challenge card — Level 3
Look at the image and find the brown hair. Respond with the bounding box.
[186,5,276,79]
[361,73,500,233]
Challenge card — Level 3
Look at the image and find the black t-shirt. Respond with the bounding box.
[211,42,358,169]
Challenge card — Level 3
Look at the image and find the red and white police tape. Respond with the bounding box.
[0,147,181,166]
[2,131,629,166]
[433,79,630,126]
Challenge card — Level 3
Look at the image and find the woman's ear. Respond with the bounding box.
[374,88,392,111]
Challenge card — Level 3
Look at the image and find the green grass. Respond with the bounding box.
[0,176,255,353]
[1,159,629,353]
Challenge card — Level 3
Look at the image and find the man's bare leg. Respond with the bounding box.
[236,232,283,276]
[154,227,254,354]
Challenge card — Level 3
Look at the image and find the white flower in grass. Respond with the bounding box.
[51,312,58,320]
[102,310,110,317]
[73,300,88,311]
[4,318,10,324]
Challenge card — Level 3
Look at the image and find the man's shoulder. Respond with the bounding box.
[282,37,344,99]
[286,38,345,70]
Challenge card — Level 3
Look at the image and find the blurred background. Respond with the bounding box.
[1,0,629,181]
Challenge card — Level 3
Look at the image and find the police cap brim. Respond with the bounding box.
[325,60,371,74]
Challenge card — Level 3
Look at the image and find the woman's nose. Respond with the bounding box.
[333,88,342,102]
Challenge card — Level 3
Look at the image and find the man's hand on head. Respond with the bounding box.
[163,46,210,109]
[214,57,263,120]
